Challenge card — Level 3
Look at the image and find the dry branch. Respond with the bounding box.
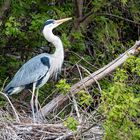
[0,91,20,123]
[39,41,140,117]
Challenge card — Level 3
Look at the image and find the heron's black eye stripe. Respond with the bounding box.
[42,20,55,32]
[44,20,54,26]
[40,57,50,68]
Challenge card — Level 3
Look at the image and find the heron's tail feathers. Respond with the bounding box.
[3,84,23,95]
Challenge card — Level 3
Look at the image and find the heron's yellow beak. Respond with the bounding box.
[54,17,72,26]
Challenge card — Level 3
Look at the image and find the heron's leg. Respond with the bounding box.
[30,83,36,123]
[35,88,39,116]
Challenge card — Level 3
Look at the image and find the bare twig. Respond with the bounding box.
[55,131,74,140]
[0,91,20,123]
[76,64,88,92]
[79,65,102,94]
[71,93,81,123]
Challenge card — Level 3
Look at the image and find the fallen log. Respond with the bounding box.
[39,41,140,117]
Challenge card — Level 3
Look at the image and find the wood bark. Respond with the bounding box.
[39,41,140,117]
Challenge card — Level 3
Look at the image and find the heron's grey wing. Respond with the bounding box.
[9,53,51,87]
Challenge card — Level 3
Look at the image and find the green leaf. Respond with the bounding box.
[64,116,78,131]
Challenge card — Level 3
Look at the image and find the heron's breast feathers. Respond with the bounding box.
[49,56,63,78]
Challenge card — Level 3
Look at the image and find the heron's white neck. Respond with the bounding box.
[43,28,64,61]
[52,36,64,58]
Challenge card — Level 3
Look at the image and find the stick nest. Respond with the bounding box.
[0,108,103,140]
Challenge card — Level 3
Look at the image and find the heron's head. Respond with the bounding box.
[42,17,72,42]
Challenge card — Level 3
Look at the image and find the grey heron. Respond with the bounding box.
[3,17,72,122]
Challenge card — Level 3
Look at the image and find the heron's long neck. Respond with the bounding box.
[43,29,64,61]
[51,36,64,61]
[43,29,64,77]
[51,35,64,74]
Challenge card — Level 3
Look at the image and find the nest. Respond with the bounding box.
[0,109,103,140]
[0,91,104,139]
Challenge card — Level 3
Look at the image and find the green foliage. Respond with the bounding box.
[61,33,71,48]
[29,13,48,31]
[120,0,128,5]
[114,68,128,82]
[101,83,140,140]
[1,1,140,138]
[64,116,78,131]
[77,90,93,106]
[125,56,140,76]
[71,31,85,51]
[100,58,140,140]
[92,0,109,13]
[5,16,21,37]
[56,79,71,95]
[0,99,6,107]
[0,56,22,88]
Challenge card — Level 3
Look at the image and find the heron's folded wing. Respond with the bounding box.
[10,54,50,87]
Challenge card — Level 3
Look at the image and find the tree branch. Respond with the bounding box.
[75,0,83,18]
[39,41,140,117]
[0,91,20,123]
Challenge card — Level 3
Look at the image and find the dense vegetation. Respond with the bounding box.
[0,0,140,139]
